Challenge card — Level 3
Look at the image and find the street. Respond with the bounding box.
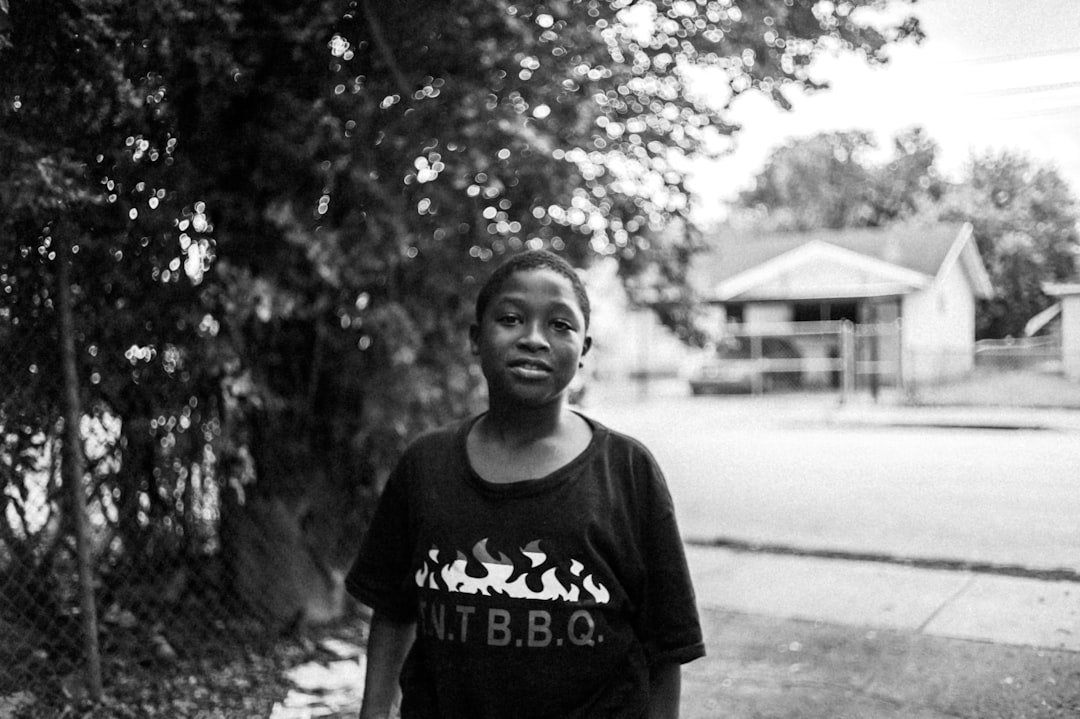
[586,390,1080,573]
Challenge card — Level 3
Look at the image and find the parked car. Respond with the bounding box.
[688,336,803,395]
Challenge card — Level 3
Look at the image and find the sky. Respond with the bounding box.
[689,0,1080,221]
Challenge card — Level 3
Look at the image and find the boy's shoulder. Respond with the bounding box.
[388,419,471,488]
[578,413,661,466]
[583,412,648,444]
[403,417,470,456]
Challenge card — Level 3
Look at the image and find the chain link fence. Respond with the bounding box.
[1,324,339,718]
[682,321,1080,409]
[1,329,81,706]
[905,337,1080,409]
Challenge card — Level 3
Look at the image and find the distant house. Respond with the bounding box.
[1042,282,1080,381]
[689,222,994,386]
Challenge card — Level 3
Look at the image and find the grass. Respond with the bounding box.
[905,368,1080,410]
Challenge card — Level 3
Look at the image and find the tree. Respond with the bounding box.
[872,125,946,219]
[2,0,923,628]
[737,130,880,230]
[940,151,1080,338]
[736,126,943,230]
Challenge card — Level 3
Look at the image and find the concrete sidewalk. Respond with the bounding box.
[681,545,1080,718]
[685,545,1080,653]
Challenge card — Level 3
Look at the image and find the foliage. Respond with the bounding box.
[732,129,1079,338]
[1,0,922,641]
[736,126,943,230]
[0,0,224,580]
[938,151,1080,338]
[166,0,921,503]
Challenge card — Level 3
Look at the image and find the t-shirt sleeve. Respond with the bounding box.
[345,457,417,623]
[637,453,706,666]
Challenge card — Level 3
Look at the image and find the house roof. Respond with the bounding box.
[691,222,994,302]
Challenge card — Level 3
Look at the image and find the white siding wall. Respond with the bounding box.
[901,265,976,383]
[1062,294,1080,381]
[744,302,793,328]
[583,258,692,383]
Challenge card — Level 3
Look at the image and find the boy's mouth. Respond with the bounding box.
[508,358,553,378]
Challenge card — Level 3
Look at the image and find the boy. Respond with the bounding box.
[347,250,704,718]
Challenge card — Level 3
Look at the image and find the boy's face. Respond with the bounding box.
[470,268,591,409]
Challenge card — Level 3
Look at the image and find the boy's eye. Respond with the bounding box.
[496,314,521,325]
[551,319,574,332]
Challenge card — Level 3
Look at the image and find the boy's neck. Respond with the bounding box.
[481,399,570,445]
[469,399,593,484]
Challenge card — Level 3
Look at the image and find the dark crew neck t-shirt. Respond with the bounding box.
[346,414,705,718]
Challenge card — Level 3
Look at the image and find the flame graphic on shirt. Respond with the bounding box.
[415,539,611,604]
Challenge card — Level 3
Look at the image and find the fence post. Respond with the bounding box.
[749,333,764,395]
[866,309,880,402]
[840,320,855,404]
[894,319,905,393]
[57,233,104,701]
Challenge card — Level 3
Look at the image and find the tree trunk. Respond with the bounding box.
[57,232,103,701]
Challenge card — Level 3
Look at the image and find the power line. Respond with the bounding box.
[953,46,1080,65]
[994,103,1080,121]
[968,80,1080,98]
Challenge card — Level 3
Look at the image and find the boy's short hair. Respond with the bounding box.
[475,249,591,328]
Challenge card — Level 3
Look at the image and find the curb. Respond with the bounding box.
[685,545,1080,654]
[825,406,1080,434]
[686,537,1080,584]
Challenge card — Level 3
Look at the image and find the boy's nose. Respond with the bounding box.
[518,322,550,349]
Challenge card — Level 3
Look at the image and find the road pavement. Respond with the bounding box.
[584,387,1080,573]
[583,386,1080,717]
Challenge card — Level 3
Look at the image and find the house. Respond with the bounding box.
[1042,281,1080,381]
[582,258,690,384]
[689,222,994,386]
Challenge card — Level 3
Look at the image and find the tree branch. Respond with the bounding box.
[360,0,412,97]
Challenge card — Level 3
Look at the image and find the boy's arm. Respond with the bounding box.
[647,662,682,719]
[358,610,417,719]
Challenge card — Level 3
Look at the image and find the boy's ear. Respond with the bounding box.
[468,323,481,355]
[582,335,592,357]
